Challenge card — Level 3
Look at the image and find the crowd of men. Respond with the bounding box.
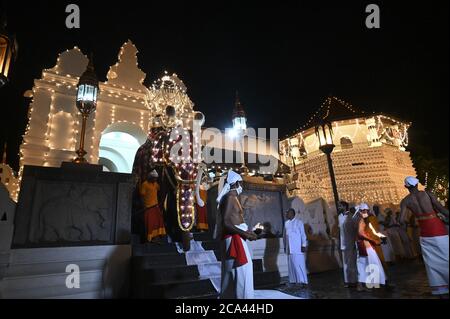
[217,172,449,299]
[337,176,449,296]
[136,166,448,299]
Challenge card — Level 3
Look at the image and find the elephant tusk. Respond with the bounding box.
[195,164,205,207]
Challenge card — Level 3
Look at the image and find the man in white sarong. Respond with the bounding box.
[216,170,257,299]
[338,201,358,288]
[376,208,395,263]
[400,176,449,297]
[284,208,308,286]
[396,211,415,259]
[383,208,406,261]
[355,203,387,291]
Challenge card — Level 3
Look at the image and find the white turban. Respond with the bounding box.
[352,203,369,218]
[359,203,370,210]
[216,170,243,205]
[149,169,158,178]
[405,176,419,187]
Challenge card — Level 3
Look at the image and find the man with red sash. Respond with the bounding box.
[400,176,449,296]
[216,170,257,299]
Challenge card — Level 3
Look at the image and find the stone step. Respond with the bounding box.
[254,271,281,288]
[48,290,104,299]
[200,240,220,251]
[132,243,178,256]
[1,269,103,291]
[3,259,105,278]
[134,278,217,299]
[177,271,281,299]
[133,264,200,284]
[193,232,213,242]
[1,275,104,299]
[181,292,219,299]
[132,254,187,269]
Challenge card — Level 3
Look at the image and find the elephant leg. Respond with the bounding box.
[181,231,191,251]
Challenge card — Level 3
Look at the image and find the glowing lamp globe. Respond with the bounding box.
[73,56,99,164]
[315,121,334,153]
[0,17,17,88]
[76,58,99,113]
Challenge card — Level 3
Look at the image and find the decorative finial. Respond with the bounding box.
[87,52,95,71]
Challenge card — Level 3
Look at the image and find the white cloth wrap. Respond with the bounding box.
[220,223,254,299]
[216,170,243,204]
[357,247,386,286]
[420,235,449,295]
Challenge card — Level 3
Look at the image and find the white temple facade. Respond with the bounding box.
[279,96,419,208]
[16,40,281,201]
[20,41,151,176]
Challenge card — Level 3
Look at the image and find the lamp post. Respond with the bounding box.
[315,120,340,213]
[0,13,18,88]
[73,56,99,164]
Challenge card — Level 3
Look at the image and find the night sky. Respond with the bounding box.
[0,0,448,171]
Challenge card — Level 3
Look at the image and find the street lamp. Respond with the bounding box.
[73,56,99,164]
[315,120,340,213]
[0,14,18,88]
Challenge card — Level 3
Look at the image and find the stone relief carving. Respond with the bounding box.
[240,190,284,236]
[34,183,112,243]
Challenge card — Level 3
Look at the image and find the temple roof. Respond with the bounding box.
[299,96,365,131]
[283,96,411,139]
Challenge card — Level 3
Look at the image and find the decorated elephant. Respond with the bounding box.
[131,105,208,250]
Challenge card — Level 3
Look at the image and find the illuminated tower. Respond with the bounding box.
[232,92,247,131]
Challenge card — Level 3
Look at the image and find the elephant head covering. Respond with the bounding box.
[216,170,243,205]
[405,176,419,187]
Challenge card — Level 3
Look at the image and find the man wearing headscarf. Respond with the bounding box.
[217,170,257,299]
[140,169,166,243]
[400,176,449,296]
[284,208,309,287]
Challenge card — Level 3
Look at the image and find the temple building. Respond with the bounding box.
[15,41,284,201]
[279,96,419,209]
[0,144,18,200]
[19,41,152,180]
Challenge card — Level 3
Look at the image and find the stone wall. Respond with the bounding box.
[12,163,133,248]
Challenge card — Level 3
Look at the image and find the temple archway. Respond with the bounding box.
[99,122,147,173]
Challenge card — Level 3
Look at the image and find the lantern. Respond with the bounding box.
[315,120,334,152]
[0,15,17,88]
[73,56,99,163]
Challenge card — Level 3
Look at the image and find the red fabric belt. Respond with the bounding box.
[223,234,248,266]
[417,213,448,237]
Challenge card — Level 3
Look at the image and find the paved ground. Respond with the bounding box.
[276,259,444,299]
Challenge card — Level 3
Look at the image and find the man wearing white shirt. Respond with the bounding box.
[338,201,358,288]
[284,208,308,286]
